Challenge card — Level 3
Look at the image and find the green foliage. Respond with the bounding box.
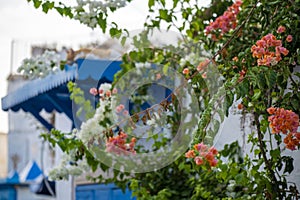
[67,82,94,119]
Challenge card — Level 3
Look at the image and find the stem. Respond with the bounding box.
[253,112,281,199]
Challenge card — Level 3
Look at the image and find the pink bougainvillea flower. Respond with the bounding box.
[232,56,239,62]
[185,150,196,158]
[197,59,210,72]
[105,90,111,97]
[205,0,242,39]
[267,107,300,150]
[209,159,218,167]
[284,132,300,151]
[156,73,162,80]
[106,131,136,155]
[123,110,129,116]
[204,152,214,161]
[186,142,218,167]
[276,25,286,34]
[116,104,125,113]
[194,156,204,165]
[251,34,289,66]
[89,88,98,96]
[267,107,276,115]
[194,142,207,151]
[112,88,118,94]
[209,147,218,155]
[286,35,293,42]
[182,68,190,75]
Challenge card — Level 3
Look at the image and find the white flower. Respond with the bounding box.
[99,83,112,93]
[17,50,63,79]
[146,118,156,126]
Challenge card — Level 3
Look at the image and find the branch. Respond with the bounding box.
[253,112,281,199]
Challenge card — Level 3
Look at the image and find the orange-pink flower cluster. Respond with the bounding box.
[185,142,218,167]
[251,33,289,66]
[284,132,300,151]
[106,131,136,155]
[205,0,242,40]
[267,107,300,150]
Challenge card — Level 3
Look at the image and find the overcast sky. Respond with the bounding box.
[0,0,210,133]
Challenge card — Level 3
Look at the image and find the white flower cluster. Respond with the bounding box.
[74,0,127,28]
[78,95,113,144]
[98,82,112,93]
[49,83,114,180]
[17,50,62,79]
[48,151,90,181]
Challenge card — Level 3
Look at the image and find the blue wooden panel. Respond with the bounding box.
[112,188,134,200]
[0,185,17,200]
[94,189,111,200]
[76,184,135,200]
[76,191,94,200]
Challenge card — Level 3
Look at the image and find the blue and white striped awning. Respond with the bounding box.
[1,67,76,112]
[1,59,122,131]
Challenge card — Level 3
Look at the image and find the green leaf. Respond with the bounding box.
[33,0,42,8]
[254,149,260,155]
[42,1,54,13]
[237,79,249,99]
[163,64,168,75]
[173,0,179,8]
[159,9,172,22]
[252,89,261,101]
[97,13,107,33]
[256,73,266,89]
[270,149,280,160]
[55,7,64,16]
[63,6,73,18]
[265,70,277,88]
[148,0,155,8]
[283,157,294,174]
[121,36,127,46]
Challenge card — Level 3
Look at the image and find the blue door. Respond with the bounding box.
[76,184,135,200]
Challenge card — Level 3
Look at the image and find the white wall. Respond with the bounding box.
[54,112,74,200]
[0,132,8,178]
